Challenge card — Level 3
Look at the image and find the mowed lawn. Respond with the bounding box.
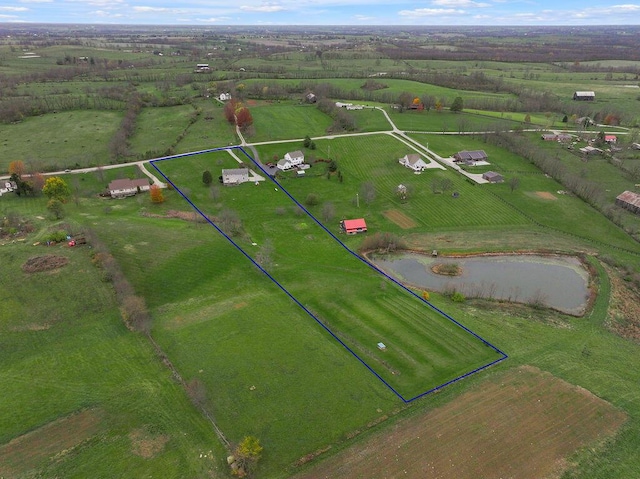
[0,244,223,478]
[154,149,505,401]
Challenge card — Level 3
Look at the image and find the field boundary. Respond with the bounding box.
[151,146,508,402]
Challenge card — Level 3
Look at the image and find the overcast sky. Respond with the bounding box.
[1,0,639,25]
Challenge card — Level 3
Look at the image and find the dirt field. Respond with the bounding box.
[0,409,104,477]
[21,254,69,273]
[292,366,626,479]
[536,191,557,200]
[383,209,418,229]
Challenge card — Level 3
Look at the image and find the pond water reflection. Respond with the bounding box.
[372,253,590,315]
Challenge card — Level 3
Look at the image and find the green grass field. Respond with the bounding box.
[0,110,122,172]
[0,242,224,478]
[2,30,640,479]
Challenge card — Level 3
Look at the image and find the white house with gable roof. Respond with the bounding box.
[399,154,429,172]
[277,150,305,170]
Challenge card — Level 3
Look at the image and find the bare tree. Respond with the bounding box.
[509,176,520,193]
[360,181,376,205]
[321,201,335,222]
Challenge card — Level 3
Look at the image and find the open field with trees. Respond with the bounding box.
[1,24,640,479]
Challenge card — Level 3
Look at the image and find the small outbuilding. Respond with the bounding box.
[616,191,640,215]
[340,218,367,235]
[573,91,595,101]
[482,171,503,183]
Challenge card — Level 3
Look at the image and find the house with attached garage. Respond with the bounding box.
[221,168,249,186]
[453,150,488,165]
[399,153,429,172]
[277,150,305,170]
[108,178,150,198]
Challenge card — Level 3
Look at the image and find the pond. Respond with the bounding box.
[371,253,591,315]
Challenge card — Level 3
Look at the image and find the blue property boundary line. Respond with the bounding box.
[150,147,508,403]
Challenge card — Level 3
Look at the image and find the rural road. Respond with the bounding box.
[0,105,628,188]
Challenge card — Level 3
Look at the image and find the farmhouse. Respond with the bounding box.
[222,168,249,186]
[277,150,305,170]
[108,178,150,198]
[615,191,640,215]
[482,171,503,183]
[398,154,429,172]
[218,92,231,101]
[195,63,210,72]
[305,92,317,103]
[573,91,595,101]
[605,135,617,144]
[454,150,488,165]
[341,218,367,235]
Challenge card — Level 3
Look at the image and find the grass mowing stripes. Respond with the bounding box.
[154,149,504,402]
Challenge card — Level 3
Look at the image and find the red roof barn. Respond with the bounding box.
[341,218,367,235]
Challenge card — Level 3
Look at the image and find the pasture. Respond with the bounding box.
[0,110,121,172]
[0,241,224,478]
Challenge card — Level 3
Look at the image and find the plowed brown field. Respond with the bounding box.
[383,209,417,229]
[292,366,626,479]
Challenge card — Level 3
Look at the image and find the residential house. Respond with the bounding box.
[616,191,640,215]
[398,154,429,172]
[541,133,558,141]
[277,150,305,170]
[108,178,151,198]
[573,91,595,101]
[305,92,317,103]
[195,63,210,72]
[453,150,488,165]
[482,171,503,183]
[222,168,249,186]
[605,135,617,144]
[218,92,231,101]
[341,218,367,235]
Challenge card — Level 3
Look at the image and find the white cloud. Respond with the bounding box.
[0,14,19,17]
[240,4,285,12]
[133,6,170,12]
[431,0,489,7]
[0,6,29,10]
[195,16,231,22]
[398,8,465,16]
[18,0,52,3]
